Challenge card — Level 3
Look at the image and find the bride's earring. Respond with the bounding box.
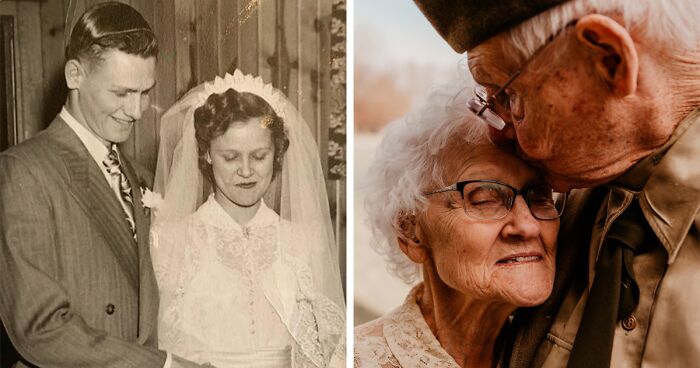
[205,152,212,164]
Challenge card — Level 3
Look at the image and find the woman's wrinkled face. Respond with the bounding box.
[420,144,559,307]
[209,118,275,208]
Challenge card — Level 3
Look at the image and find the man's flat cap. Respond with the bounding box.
[414,0,571,52]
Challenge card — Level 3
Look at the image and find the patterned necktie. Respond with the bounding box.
[567,194,649,368]
[102,144,136,237]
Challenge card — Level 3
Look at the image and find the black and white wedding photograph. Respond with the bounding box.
[0,0,346,366]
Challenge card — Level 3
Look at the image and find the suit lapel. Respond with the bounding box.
[49,118,140,289]
[120,157,159,343]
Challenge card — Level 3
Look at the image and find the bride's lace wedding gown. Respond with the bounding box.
[151,196,344,367]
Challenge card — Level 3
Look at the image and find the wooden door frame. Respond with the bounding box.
[0,15,17,151]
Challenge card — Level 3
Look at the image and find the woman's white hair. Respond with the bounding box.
[364,80,489,284]
[505,0,700,62]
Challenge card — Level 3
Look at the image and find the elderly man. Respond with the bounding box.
[0,2,205,367]
[415,1,700,367]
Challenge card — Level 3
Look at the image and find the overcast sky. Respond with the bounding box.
[354,0,463,74]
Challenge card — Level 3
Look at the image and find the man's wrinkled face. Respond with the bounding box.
[468,31,641,191]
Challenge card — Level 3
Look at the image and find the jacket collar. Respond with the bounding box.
[49,117,140,281]
[636,109,700,264]
[47,115,158,342]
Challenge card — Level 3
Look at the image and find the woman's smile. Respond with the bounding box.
[495,252,544,266]
[235,182,257,189]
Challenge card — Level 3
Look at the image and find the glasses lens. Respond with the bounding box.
[526,185,567,219]
[474,85,489,102]
[468,87,507,130]
[462,182,512,220]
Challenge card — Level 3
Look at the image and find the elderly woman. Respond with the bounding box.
[354,82,566,368]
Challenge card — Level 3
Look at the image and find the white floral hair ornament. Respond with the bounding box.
[195,69,294,121]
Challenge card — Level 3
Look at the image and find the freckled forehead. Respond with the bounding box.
[468,38,521,84]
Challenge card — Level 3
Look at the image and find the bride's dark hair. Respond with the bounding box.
[193,88,290,184]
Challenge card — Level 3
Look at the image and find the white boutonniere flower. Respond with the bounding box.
[140,187,163,213]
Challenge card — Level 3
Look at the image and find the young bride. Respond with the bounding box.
[150,71,345,367]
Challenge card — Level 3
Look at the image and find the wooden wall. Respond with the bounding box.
[0,0,346,284]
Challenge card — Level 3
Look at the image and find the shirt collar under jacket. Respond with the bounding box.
[60,107,113,169]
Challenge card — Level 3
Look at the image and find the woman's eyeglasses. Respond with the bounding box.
[425,180,567,220]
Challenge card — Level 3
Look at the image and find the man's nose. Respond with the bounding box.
[124,94,144,120]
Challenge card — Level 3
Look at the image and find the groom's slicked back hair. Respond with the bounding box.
[65,1,158,65]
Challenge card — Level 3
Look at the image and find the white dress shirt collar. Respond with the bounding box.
[60,107,112,166]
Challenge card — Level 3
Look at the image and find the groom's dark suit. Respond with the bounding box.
[0,115,165,367]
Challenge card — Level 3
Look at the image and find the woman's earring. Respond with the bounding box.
[205,152,212,164]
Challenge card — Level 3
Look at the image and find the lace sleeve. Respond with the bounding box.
[283,253,345,367]
[328,329,346,368]
[278,224,346,367]
[149,222,176,291]
[149,216,205,349]
[149,225,166,284]
[150,221,193,291]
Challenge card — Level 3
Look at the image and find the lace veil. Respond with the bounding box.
[153,70,345,364]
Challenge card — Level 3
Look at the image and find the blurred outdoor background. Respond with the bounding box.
[354,0,464,325]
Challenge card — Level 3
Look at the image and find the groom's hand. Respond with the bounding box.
[172,355,218,368]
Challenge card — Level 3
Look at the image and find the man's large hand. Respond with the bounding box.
[172,355,217,368]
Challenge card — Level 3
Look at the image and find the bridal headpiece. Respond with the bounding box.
[193,70,293,122]
[153,69,297,224]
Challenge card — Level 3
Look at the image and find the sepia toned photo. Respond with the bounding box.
[0,0,346,367]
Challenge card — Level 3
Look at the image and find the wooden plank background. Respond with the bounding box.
[0,0,346,285]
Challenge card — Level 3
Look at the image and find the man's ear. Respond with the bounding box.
[575,14,638,96]
[394,213,429,264]
[65,59,85,90]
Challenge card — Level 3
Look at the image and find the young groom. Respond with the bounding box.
[0,2,205,367]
